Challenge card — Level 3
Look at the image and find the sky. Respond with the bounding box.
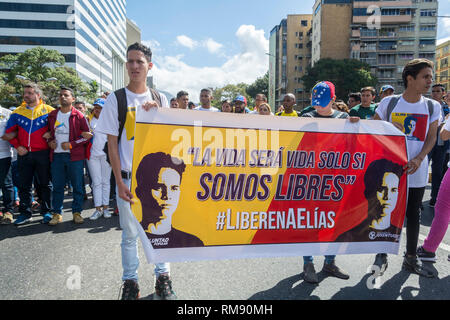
[126,0,450,102]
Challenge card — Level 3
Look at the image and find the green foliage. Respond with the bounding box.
[301,59,378,101]
[210,71,269,110]
[0,47,99,108]
[246,71,269,99]
[211,83,250,109]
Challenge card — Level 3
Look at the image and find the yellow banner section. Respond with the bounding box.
[131,123,305,246]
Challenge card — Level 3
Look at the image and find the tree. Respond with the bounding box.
[301,59,378,101]
[0,47,98,108]
[211,83,250,109]
[247,71,269,98]
[246,71,269,99]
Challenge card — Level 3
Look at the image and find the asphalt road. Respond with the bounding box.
[0,185,448,301]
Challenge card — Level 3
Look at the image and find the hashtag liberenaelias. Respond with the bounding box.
[216,212,226,231]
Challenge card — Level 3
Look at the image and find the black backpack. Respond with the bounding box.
[104,87,162,164]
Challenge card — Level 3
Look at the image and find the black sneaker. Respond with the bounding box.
[373,253,388,276]
[322,261,350,280]
[120,280,140,300]
[417,246,436,263]
[402,254,434,278]
[154,275,177,300]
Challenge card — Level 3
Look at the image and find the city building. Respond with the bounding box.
[349,0,438,94]
[311,0,353,66]
[125,17,141,86]
[0,0,127,93]
[269,14,313,110]
[436,39,450,91]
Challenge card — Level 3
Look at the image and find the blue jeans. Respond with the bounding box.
[51,153,84,214]
[117,178,169,282]
[303,255,336,265]
[0,157,14,213]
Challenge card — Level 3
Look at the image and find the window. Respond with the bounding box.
[420,10,436,17]
[379,69,394,79]
[379,41,397,50]
[0,19,69,30]
[400,40,415,46]
[399,53,414,60]
[399,25,415,32]
[378,54,396,64]
[301,20,308,27]
[0,36,75,46]
[419,53,435,59]
[419,39,435,46]
[420,24,436,31]
[0,2,69,13]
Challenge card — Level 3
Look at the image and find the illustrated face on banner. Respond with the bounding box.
[151,167,182,219]
[376,172,399,216]
[392,113,428,142]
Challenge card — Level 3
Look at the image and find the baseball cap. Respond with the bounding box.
[234,95,247,106]
[380,85,395,94]
[93,98,105,107]
[311,81,336,108]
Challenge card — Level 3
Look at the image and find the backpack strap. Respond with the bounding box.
[115,88,128,142]
[385,95,401,121]
[149,88,162,108]
[104,88,127,164]
[425,97,434,119]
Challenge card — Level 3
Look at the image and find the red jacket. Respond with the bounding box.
[47,107,91,162]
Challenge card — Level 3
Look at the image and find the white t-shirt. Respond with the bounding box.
[376,95,442,188]
[194,106,219,112]
[0,107,12,159]
[89,116,108,158]
[95,88,169,173]
[54,110,71,154]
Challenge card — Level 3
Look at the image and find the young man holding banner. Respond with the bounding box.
[95,43,173,300]
[374,59,441,277]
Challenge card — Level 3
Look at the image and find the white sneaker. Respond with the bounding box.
[103,208,112,219]
[89,210,103,221]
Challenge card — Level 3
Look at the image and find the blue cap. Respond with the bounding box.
[311,81,336,108]
[93,98,105,107]
[234,95,247,106]
[380,85,395,94]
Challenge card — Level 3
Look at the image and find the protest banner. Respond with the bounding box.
[130,108,408,263]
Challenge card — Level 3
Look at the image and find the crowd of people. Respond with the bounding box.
[0,42,449,300]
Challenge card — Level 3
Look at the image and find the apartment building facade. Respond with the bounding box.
[349,0,438,93]
[436,39,450,91]
[0,0,127,93]
[269,14,313,110]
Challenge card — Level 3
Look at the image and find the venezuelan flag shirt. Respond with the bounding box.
[6,101,54,152]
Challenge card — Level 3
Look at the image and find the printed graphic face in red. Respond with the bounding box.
[251,132,408,245]
[393,113,428,142]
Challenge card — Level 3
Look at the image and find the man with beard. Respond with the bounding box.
[136,152,204,249]
[47,87,92,226]
[336,159,404,244]
[3,83,54,225]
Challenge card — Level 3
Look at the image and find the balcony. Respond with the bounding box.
[419,44,436,51]
[353,15,412,24]
[353,1,413,9]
